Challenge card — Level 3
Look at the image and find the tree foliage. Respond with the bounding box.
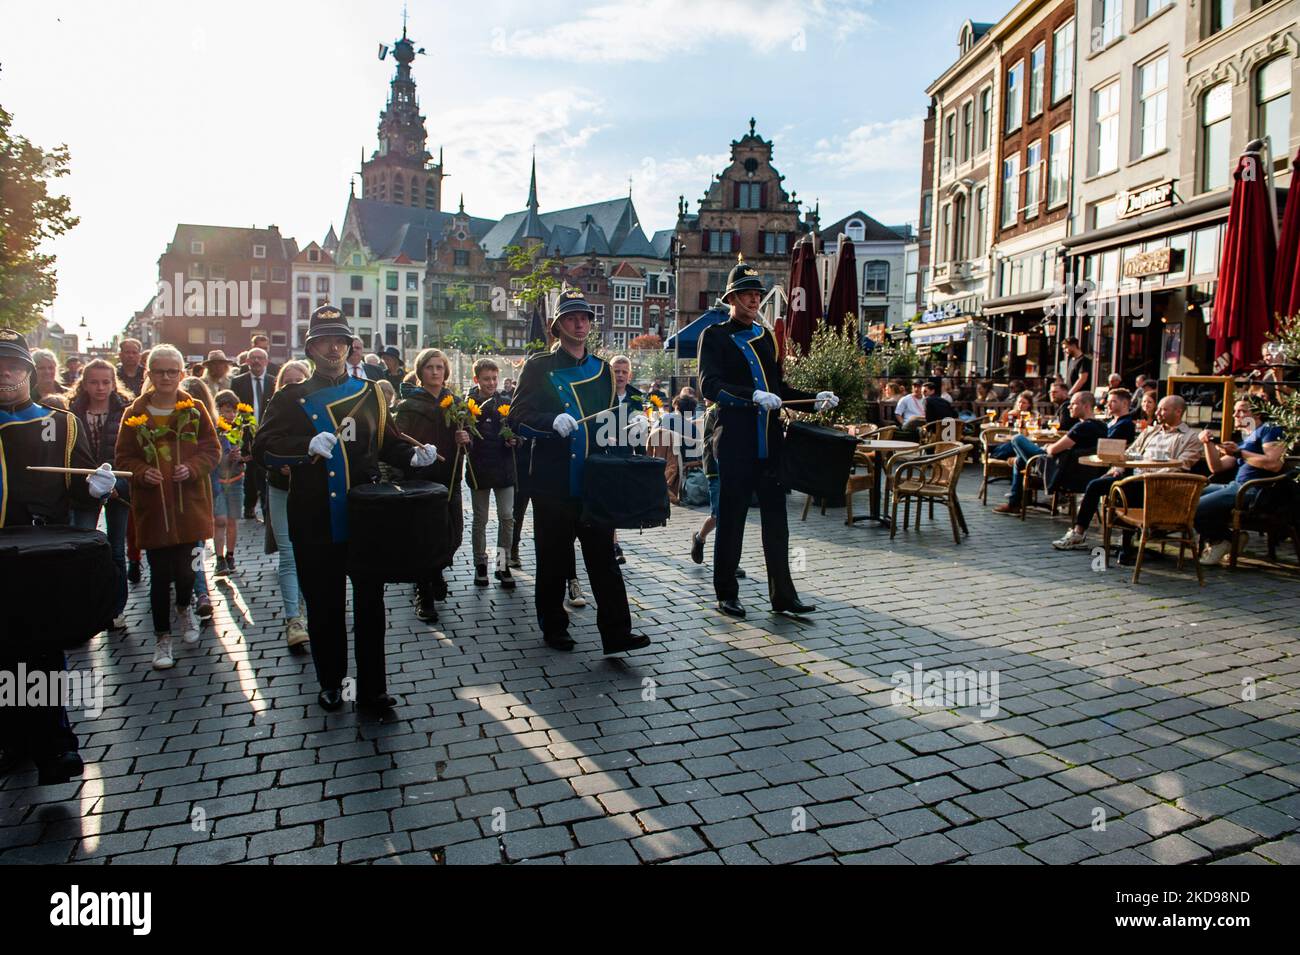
[785,323,868,423]
[0,103,79,332]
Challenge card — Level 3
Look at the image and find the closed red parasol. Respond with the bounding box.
[824,236,858,333]
[1210,143,1277,373]
[786,238,822,358]
[1273,148,1300,321]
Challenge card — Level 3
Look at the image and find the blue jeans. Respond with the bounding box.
[267,484,302,619]
[193,552,209,604]
[1006,435,1045,501]
[71,498,129,618]
[1195,482,1260,543]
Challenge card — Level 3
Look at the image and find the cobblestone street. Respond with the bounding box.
[3,470,1299,865]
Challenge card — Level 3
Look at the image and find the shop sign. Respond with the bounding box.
[1122,246,1180,278]
[1116,180,1175,220]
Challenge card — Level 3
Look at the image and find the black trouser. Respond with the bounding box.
[511,490,577,577]
[1076,474,1145,532]
[146,543,198,633]
[532,495,630,646]
[0,648,78,762]
[713,454,799,606]
[294,540,388,700]
[243,463,266,516]
[416,490,464,602]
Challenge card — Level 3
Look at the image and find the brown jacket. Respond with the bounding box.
[115,393,220,550]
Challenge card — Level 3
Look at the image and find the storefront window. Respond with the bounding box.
[1201,83,1232,191]
[1101,250,1120,291]
[1192,225,1220,276]
[1119,244,1141,293]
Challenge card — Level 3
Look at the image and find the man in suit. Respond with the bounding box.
[238,334,281,381]
[345,338,382,381]
[231,347,275,519]
[699,256,838,619]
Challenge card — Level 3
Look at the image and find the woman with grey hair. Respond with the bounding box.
[30,348,67,407]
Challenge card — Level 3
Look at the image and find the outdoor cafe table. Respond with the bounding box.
[857,439,920,527]
[1078,455,1180,469]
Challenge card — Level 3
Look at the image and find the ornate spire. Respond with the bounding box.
[458,193,465,214]
[527,150,539,211]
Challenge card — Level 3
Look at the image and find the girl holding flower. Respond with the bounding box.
[114,345,220,670]
[396,348,470,622]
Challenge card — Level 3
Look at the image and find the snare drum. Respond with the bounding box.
[346,480,449,582]
[581,454,669,529]
[780,421,859,501]
[0,524,115,651]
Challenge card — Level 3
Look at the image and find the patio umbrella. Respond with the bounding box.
[824,236,858,333]
[1210,142,1277,374]
[1273,148,1300,321]
[786,239,822,358]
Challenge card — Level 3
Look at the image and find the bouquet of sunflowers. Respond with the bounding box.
[439,393,483,439]
[496,402,515,442]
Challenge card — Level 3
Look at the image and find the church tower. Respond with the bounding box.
[361,17,444,211]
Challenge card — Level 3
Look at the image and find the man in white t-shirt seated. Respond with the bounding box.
[895,379,926,429]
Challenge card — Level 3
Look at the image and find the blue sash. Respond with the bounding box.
[548,354,605,496]
[300,377,367,542]
[730,324,772,460]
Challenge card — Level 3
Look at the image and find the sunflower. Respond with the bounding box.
[174,398,195,411]
[236,402,254,414]
[497,403,511,417]
[466,398,482,417]
[648,394,664,410]
[216,418,233,432]
[124,414,149,428]
[439,394,454,409]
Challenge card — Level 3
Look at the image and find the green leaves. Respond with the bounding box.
[785,324,869,424]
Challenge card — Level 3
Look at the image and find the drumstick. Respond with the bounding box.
[27,466,132,478]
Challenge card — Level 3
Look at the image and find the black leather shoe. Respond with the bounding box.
[414,595,438,623]
[736,567,747,579]
[318,688,344,711]
[603,634,651,654]
[357,693,397,717]
[544,632,576,651]
[614,543,626,565]
[690,533,704,564]
[36,751,84,786]
[773,599,817,615]
[717,599,746,618]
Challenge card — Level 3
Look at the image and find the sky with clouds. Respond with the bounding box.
[1,0,1000,344]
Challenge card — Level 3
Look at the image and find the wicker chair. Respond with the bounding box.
[1102,472,1209,584]
[889,444,972,544]
[979,427,1015,505]
[1223,470,1300,569]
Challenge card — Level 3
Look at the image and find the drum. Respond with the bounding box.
[781,421,859,502]
[0,525,115,652]
[346,480,448,583]
[582,454,670,529]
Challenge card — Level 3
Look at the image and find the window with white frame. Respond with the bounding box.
[1052,20,1074,103]
[1048,125,1071,207]
[979,87,993,152]
[763,232,788,254]
[1030,43,1046,118]
[1093,80,1121,174]
[591,304,605,320]
[629,285,643,302]
[1098,0,1121,49]
[612,331,627,349]
[961,101,973,162]
[1138,55,1168,157]
[1024,141,1042,219]
[1006,61,1024,132]
[1257,57,1291,157]
[864,261,890,294]
[316,277,329,293]
[613,283,628,300]
[1202,82,1233,191]
[613,303,627,325]
[253,244,266,259]
[190,240,204,255]
[1142,0,1172,19]
[1002,155,1021,227]
[973,187,987,257]
[945,114,956,165]
[297,276,310,292]
[629,305,642,324]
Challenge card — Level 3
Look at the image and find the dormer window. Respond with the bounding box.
[846,220,866,242]
[960,23,973,55]
[190,240,204,255]
[253,244,267,259]
[308,249,320,263]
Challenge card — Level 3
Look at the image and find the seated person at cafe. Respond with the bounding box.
[1103,388,1141,443]
[1000,390,1036,426]
[1195,400,1287,565]
[975,381,996,403]
[1051,395,1202,551]
[923,379,957,422]
[895,379,926,429]
[1107,372,1123,390]
[1049,379,1076,431]
[994,391,1106,513]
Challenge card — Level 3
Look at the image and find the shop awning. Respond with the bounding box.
[981,289,1066,316]
[910,319,971,344]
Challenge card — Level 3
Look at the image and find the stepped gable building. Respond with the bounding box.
[672,118,818,332]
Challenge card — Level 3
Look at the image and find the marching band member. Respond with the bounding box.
[508,288,649,654]
[252,305,437,717]
[698,257,838,618]
[0,329,110,784]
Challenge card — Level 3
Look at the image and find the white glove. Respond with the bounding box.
[752,390,782,412]
[628,414,650,442]
[409,443,438,468]
[553,413,578,438]
[86,463,116,498]
[815,391,840,411]
[309,431,338,458]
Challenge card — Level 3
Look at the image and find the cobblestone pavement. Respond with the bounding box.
[3,466,1299,865]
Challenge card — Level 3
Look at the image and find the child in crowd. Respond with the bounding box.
[212,390,249,575]
[465,358,516,588]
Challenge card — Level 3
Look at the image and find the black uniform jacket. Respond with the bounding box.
[252,371,410,546]
[508,346,615,499]
[0,398,98,527]
[698,317,813,466]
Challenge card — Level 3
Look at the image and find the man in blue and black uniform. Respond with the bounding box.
[508,288,650,655]
[698,257,839,619]
[252,305,438,717]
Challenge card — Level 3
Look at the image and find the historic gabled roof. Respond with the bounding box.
[165,223,296,262]
[294,241,335,265]
[342,196,496,263]
[610,261,642,279]
[650,229,675,259]
[819,211,907,244]
[480,195,667,260]
[323,225,339,252]
[570,216,611,256]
